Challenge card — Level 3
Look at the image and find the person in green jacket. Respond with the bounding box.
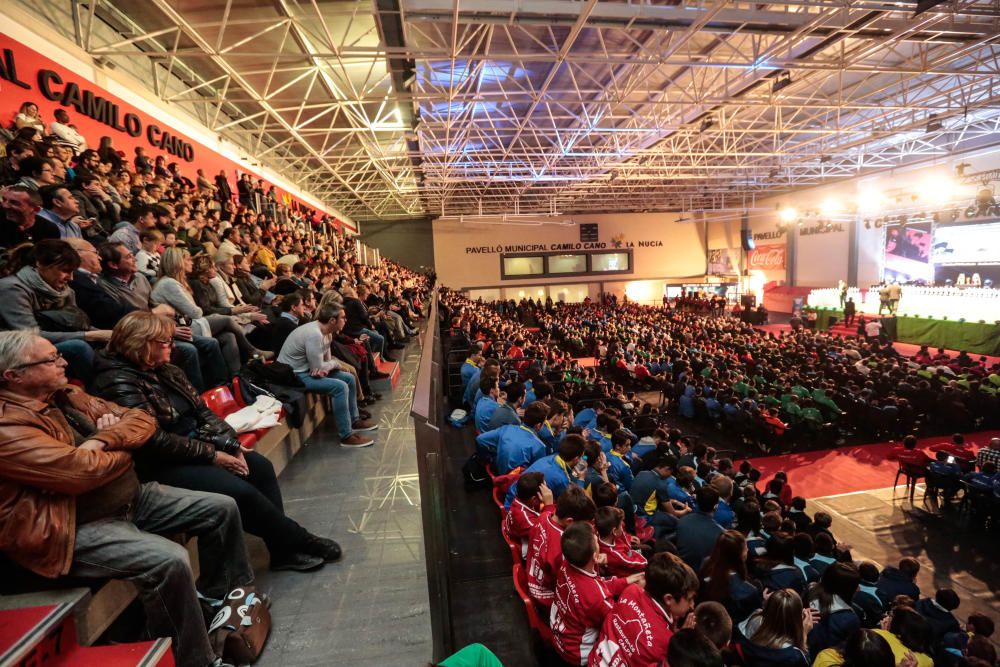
[433,643,504,667]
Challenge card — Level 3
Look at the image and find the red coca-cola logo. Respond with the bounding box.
[748,245,785,269]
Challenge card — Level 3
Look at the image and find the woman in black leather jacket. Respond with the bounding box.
[91,311,340,572]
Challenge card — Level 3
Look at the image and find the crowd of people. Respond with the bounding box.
[0,100,430,667]
[442,288,999,667]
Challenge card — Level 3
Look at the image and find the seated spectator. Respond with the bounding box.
[756,532,807,597]
[736,589,812,667]
[595,506,646,577]
[37,184,87,239]
[666,628,724,667]
[812,628,897,667]
[809,533,839,578]
[135,228,163,281]
[914,588,961,649]
[791,533,820,584]
[277,301,376,448]
[473,372,501,433]
[788,496,812,532]
[550,522,638,664]
[0,240,111,379]
[0,185,59,246]
[853,562,885,629]
[925,451,963,501]
[876,558,921,607]
[503,472,552,559]
[591,552,699,667]
[676,485,724,573]
[475,401,548,474]
[487,380,524,430]
[504,433,587,507]
[975,437,1000,471]
[630,454,691,540]
[16,156,58,191]
[700,529,763,624]
[0,329,254,667]
[49,108,88,152]
[807,562,863,656]
[710,474,735,529]
[152,247,263,377]
[92,311,341,571]
[526,485,596,609]
[874,606,934,667]
[693,601,734,652]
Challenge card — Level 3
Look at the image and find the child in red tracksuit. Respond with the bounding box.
[550,522,644,665]
[595,506,647,577]
[504,472,553,560]
[589,552,700,667]
[527,486,596,609]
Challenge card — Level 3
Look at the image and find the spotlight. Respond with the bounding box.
[779,207,798,223]
[925,114,943,133]
[699,118,715,133]
[820,155,832,163]
[955,163,970,177]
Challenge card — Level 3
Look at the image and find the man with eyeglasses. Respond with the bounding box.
[0,329,257,667]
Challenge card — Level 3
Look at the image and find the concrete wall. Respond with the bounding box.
[361,219,435,270]
[432,213,708,289]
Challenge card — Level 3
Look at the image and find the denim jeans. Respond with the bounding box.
[68,482,253,667]
[55,339,94,382]
[296,370,359,438]
[190,335,229,388]
[361,327,385,356]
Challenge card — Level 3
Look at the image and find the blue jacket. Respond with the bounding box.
[793,557,820,584]
[504,454,581,508]
[714,499,735,529]
[853,585,884,628]
[476,424,546,475]
[574,408,597,430]
[914,598,961,647]
[758,564,806,597]
[474,396,500,433]
[736,632,809,667]
[538,422,563,455]
[462,367,482,407]
[460,360,479,388]
[718,573,763,624]
[676,511,723,573]
[808,554,837,578]
[876,567,920,606]
[807,608,861,657]
[607,450,634,492]
[486,403,521,431]
[630,470,672,517]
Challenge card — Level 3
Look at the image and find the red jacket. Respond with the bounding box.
[598,535,647,577]
[505,499,549,557]
[552,562,630,665]
[527,509,564,607]
[589,583,674,667]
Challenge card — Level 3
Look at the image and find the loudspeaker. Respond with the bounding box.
[741,295,756,308]
[741,229,755,251]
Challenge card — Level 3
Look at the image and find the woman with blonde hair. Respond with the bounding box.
[151,247,267,377]
[92,311,341,571]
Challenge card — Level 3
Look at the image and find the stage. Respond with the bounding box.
[804,308,1000,355]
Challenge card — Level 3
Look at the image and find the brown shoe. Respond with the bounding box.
[340,433,374,448]
[351,419,379,432]
[358,409,372,420]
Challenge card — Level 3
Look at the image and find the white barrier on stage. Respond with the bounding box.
[807,286,1000,322]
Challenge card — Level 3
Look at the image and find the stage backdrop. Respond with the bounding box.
[433,213,707,289]
[0,33,354,232]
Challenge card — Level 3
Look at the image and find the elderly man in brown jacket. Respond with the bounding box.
[0,330,254,667]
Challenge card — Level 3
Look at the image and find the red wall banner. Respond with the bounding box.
[0,34,352,231]
[747,243,786,271]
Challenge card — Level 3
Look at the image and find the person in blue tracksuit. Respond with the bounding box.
[756,533,807,598]
[486,381,525,431]
[460,349,483,392]
[473,374,501,433]
[573,402,604,431]
[630,454,691,539]
[464,357,498,408]
[853,562,884,628]
[475,402,549,474]
[607,429,635,492]
[504,434,587,508]
[538,402,569,455]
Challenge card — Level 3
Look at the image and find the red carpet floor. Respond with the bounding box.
[749,430,999,499]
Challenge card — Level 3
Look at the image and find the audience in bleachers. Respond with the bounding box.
[0,100,429,667]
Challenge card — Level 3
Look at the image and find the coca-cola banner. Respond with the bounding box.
[747,243,786,271]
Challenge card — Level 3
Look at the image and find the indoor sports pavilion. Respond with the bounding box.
[1,1,999,666]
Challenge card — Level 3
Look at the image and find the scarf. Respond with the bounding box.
[17,265,72,303]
